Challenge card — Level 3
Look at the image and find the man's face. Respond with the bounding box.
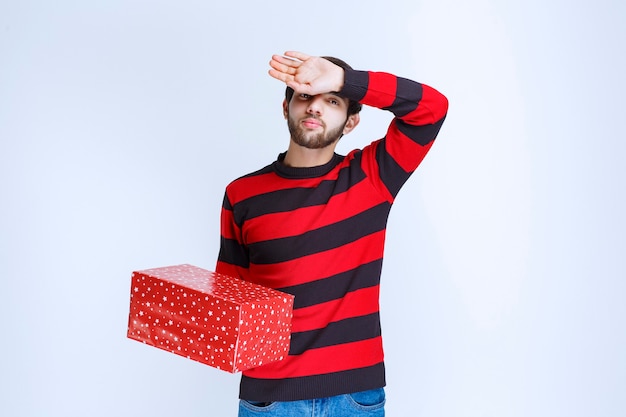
[284,92,352,149]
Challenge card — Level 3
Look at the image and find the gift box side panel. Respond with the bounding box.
[234,293,294,372]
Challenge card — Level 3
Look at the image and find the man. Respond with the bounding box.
[216,51,448,416]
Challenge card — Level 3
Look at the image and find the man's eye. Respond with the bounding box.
[329,99,339,105]
[299,93,312,99]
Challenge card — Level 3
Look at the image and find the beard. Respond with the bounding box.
[287,114,347,150]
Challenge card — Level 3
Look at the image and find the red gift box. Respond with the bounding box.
[127,264,294,373]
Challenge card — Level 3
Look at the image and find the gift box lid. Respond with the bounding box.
[135,264,292,305]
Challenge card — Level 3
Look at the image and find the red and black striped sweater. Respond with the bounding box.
[216,68,448,401]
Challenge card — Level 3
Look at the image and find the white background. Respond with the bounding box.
[1,1,624,416]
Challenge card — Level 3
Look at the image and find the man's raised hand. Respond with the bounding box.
[268,51,344,96]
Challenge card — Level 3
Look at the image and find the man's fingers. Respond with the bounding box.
[268,51,315,94]
[268,69,312,94]
[269,58,297,74]
[283,51,310,62]
[268,68,292,83]
[269,57,302,86]
[271,54,301,69]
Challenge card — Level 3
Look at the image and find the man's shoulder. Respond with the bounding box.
[224,161,277,202]
[229,163,273,186]
[233,163,275,183]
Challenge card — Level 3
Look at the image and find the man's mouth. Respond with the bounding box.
[301,118,323,129]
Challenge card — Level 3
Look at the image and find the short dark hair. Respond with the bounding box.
[284,56,363,116]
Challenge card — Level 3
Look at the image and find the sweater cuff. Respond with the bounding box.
[340,69,369,102]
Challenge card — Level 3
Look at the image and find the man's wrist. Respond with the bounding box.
[333,67,345,93]
[338,69,367,101]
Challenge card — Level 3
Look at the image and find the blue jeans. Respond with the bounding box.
[238,388,385,416]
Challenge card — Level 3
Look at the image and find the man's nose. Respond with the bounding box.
[306,96,323,115]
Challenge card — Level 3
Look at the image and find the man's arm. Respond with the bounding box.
[347,68,448,201]
[215,192,248,279]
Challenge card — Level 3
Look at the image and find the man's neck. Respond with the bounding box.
[282,141,337,168]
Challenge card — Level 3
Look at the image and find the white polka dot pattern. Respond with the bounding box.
[126,264,294,373]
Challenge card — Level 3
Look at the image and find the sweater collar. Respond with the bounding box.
[272,152,344,179]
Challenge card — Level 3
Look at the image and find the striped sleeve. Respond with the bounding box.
[216,191,249,279]
[341,69,448,200]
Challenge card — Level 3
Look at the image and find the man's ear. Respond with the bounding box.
[282,99,289,119]
[342,113,360,135]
